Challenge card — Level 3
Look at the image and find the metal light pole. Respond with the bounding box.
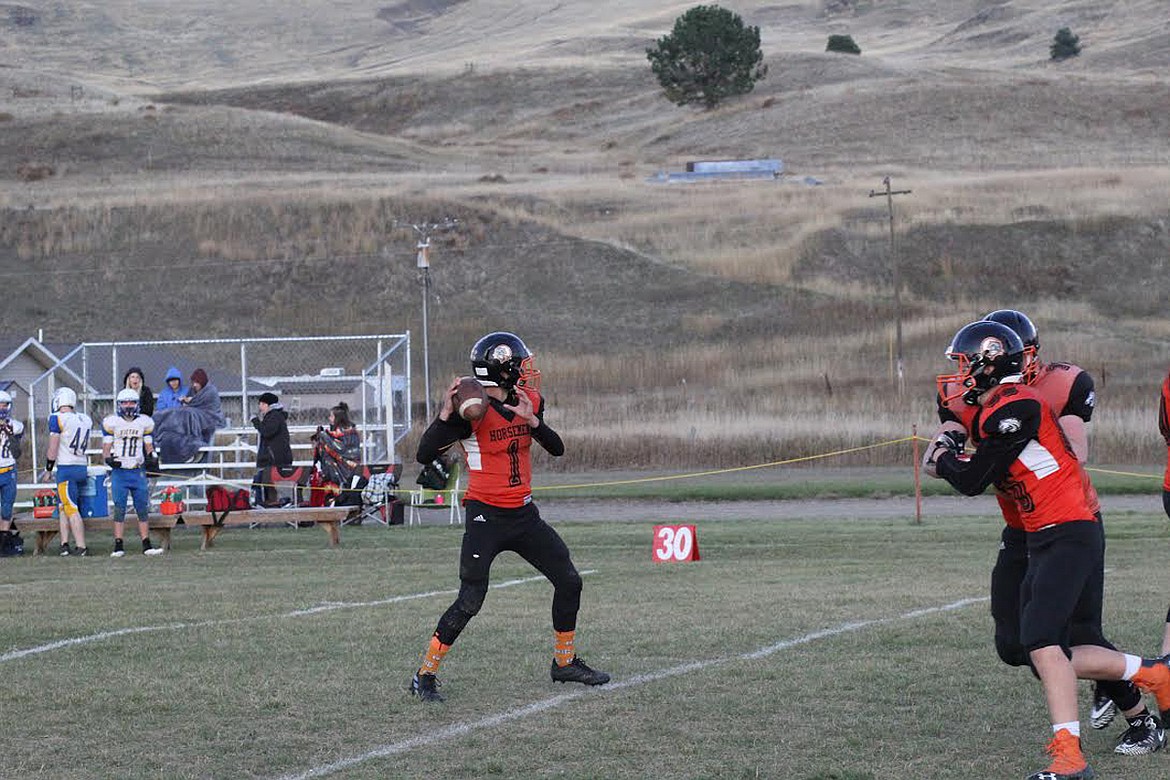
[411,218,457,420]
[868,176,912,394]
[415,232,433,420]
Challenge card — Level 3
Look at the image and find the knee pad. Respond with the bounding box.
[557,569,583,597]
[995,636,1032,669]
[436,581,488,642]
[454,581,488,618]
[112,506,126,523]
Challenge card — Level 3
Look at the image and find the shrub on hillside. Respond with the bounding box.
[826,34,861,55]
[1050,27,1081,60]
[17,162,55,181]
[646,5,767,109]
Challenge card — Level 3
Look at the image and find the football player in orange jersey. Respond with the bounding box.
[927,321,1170,780]
[409,332,608,703]
[1159,368,1170,655]
[926,311,1165,756]
[986,309,1163,751]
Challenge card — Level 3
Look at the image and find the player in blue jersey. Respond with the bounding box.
[0,390,25,556]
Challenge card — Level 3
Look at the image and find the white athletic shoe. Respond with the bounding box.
[110,549,126,558]
[143,547,164,556]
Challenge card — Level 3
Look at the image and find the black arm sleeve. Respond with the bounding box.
[416,416,471,464]
[936,398,1040,496]
[531,421,564,456]
[530,395,563,456]
[1063,370,1096,422]
[8,432,21,460]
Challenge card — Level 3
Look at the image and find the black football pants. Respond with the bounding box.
[433,499,583,646]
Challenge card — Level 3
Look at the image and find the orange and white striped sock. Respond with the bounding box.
[554,629,576,667]
[419,635,451,676]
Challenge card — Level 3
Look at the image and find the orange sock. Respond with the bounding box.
[554,629,576,667]
[419,635,451,676]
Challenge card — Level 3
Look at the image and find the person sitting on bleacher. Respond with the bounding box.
[153,368,226,463]
[313,401,362,505]
[154,366,186,412]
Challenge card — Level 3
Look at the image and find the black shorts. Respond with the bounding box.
[1019,519,1102,654]
[990,524,1028,660]
[458,499,577,587]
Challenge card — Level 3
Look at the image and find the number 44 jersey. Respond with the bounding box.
[102,413,154,468]
[49,411,94,466]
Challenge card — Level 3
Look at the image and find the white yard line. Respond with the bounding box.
[0,572,594,663]
[274,595,990,780]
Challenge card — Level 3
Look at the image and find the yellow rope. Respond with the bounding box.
[1085,466,1162,481]
[532,436,920,492]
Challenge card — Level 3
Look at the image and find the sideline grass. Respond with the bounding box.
[3,514,1170,779]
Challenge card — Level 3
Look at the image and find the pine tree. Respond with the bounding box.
[646,5,768,109]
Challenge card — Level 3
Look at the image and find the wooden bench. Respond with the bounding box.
[176,506,353,550]
[15,516,182,555]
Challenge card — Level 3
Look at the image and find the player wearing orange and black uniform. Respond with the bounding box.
[1158,369,1170,657]
[1160,369,1170,522]
[928,321,1170,780]
[932,311,1160,753]
[409,332,608,703]
[981,310,1162,745]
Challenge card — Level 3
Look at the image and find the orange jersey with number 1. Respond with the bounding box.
[1160,371,1170,491]
[461,387,541,508]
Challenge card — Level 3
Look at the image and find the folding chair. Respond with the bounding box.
[342,463,403,526]
[408,461,463,526]
[262,466,312,527]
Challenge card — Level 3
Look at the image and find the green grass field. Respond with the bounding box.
[3,511,1170,780]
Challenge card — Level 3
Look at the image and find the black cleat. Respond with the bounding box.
[1089,683,1116,729]
[1115,713,1167,755]
[550,656,610,686]
[410,672,444,702]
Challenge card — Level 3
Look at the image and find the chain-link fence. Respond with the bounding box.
[26,334,410,473]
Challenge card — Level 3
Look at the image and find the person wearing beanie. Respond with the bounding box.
[122,366,156,418]
[251,392,292,506]
[187,369,209,400]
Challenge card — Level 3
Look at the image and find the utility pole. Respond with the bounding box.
[413,226,433,420]
[412,219,458,420]
[868,177,912,394]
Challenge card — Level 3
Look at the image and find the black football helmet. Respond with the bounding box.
[983,309,1040,381]
[937,320,1025,405]
[469,331,539,391]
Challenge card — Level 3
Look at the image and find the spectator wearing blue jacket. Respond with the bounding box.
[155,367,187,411]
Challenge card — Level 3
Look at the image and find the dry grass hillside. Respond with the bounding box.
[2,0,1170,468]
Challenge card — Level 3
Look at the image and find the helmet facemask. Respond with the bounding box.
[937,322,1025,405]
[117,388,140,420]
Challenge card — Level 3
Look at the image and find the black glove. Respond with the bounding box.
[105,456,121,470]
[250,416,261,427]
[143,453,160,474]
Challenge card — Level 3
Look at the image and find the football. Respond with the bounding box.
[454,376,488,421]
